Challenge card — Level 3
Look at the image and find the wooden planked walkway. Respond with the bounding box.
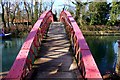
[28,22,81,80]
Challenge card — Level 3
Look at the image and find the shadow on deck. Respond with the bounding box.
[25,22,82,80]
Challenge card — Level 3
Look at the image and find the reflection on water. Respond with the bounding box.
[85,36,120,76]
[116,47,120,76]
[1,35,120,77]
[1,37,25,72]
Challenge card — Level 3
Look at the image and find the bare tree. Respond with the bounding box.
[1,1,6,27]
[50,0,55,10]
[42,2,48,11]
[10,2,18,25]
[31,0,34,22]
[6,1,11,27]
[34,0,39,21]
[15,3,21,25]
[39,0,42,17]
[42,0,55,11]
[24,1,30,26]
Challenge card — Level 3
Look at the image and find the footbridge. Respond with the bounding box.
[4,10,102,80]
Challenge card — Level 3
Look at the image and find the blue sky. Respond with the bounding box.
[52,0,112,14]
[52,0,73,14]
[45,0,113,12]
[0,0,114,14]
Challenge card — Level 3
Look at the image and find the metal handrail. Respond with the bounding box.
[4,10,53,80]
[60,10,102,79]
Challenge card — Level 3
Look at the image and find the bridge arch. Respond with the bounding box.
[4,10,103,80]
[60,10,102,79]
[5,10,53,80]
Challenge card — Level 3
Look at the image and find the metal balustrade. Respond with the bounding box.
[60,10,102,80]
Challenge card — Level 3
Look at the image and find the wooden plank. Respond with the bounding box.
[29,22,81,80]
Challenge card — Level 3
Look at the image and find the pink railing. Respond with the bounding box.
[60,10,102,79]
[4,10,53,80]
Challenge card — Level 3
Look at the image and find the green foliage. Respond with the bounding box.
[73,1,120,26]
[88,2,110,25]
[67,8,75,17]
[109,1,120,26]
[75,2,81,25]
[74,2,89,26]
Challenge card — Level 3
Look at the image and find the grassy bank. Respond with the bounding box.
[81,25,120,36]
[83,31,120,36]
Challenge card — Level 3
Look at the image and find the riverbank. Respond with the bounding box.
[82,31,120,36]
[81,25,120,36]
[3,24,32,38]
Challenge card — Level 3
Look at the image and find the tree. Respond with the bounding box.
[109,1,120,26]
[72,1,82,25]
[1,0,6,27]
[89,2,110,25]
[39,0,42,17]
[16,5,20,22]
[24,1,30,26]
[71,0,90,26]
[50,0,55,10]
[31,0,34,24]
[34,1,39,22]
[6,2,11,27]
[42,2,49,11]
[10,2,18,25]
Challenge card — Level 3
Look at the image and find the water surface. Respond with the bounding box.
[1,35,120,76]
[85,36,120,75]
[1,37,26,72]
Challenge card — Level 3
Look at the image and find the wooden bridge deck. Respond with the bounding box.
[27,22,81,80]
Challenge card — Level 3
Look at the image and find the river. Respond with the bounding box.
[85,36,120,76]
[1,37,26,74]
[1,36,120,77]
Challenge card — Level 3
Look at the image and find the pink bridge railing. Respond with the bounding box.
[4,10,53,80]
[60,10,102,79]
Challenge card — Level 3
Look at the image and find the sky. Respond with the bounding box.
[50,0,120,11]
[0,0,116,14]
[52,0,75,15]
[49,0,113,15]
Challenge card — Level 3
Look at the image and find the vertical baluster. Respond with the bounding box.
[79,59,86,79]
